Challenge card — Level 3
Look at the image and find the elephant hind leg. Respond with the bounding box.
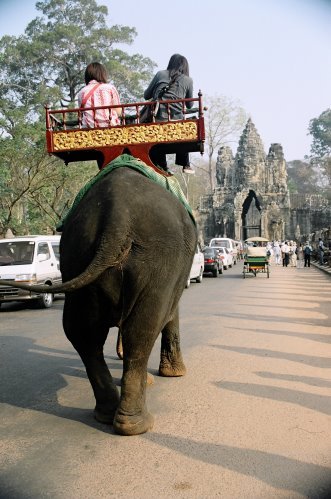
[113,307,163,435]
[113,354,155,436]
[73,345,120,424]
[76,344,120,424]
[63,297,120,424]
[116,328,154,384]
[159,307,186,377]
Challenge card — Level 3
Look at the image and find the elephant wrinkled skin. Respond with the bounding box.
[61,168,197,435]
[3,167,197,435]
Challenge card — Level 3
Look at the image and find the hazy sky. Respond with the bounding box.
[1,0,331,161]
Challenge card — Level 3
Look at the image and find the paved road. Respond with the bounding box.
[0,263,330,498]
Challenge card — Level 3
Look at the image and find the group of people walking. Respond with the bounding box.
[267,240,317,268]
[77,54,195,175]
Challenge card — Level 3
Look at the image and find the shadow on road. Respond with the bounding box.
[144,433,331,499]
[0,335,122,433]
[231,325,331,345]
[215,379,331,416]
[211,344,331,369]
[254,371,331,388]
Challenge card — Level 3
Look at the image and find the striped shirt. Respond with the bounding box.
[78,80,121,128]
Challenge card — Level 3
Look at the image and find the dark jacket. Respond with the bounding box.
[144,70,193,121]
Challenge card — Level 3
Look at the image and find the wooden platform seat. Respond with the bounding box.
[45,92,205,173]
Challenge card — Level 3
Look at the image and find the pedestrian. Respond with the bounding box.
[78,62,121,128]
[289,241,295,267]
[297,244,304,268]
[281,241,290,267]
[273,242,282,265]
[144,53,195,175]
[318,238,325,265]
[238,242,244,260]
[291,242,297,267]
[304,241,312,267]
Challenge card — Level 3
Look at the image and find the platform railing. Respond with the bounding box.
[45,91,205,131]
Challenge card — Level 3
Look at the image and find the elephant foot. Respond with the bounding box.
[159,356,186,377]
[113,410,154,436]
[93,389,120,424]
[94,406,117,424]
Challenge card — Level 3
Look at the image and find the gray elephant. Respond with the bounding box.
[1,166,197,435]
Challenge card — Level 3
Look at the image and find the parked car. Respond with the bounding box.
[209,237,237,264]
[203,247,223,277]
[210,246,233,269]
[186,244,204,287]
[0,235,62,308]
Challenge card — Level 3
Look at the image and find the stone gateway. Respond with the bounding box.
[198,119,330,242]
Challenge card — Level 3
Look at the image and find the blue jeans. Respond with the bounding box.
[319,250,324,265]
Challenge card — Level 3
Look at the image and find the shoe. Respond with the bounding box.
[183,166,195,175]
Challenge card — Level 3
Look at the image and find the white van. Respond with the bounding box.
[0,235,61,308]
[209,237,237,264]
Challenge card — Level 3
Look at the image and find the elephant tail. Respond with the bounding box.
[0,238,132,294]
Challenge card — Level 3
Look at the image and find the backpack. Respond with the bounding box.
[304,246,311,256]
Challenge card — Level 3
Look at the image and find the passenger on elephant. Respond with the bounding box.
[144,54,195,175]
[78,62,122,128]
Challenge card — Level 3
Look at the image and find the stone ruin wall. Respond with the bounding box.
[197,118,330,246]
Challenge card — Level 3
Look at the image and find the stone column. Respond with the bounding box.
[261,210,268,238]
[234,210,242,240]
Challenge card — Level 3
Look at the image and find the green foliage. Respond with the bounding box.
[308,108,331,187]
[0,122,97,235]
[0,0,156,236]
[309,108,331,157]
[1,0,155,108]
[286,160,319,194]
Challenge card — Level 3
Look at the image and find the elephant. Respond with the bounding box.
[1,165,197,435]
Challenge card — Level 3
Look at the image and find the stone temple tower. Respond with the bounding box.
[199,118,291,241]
[233,118,267,190]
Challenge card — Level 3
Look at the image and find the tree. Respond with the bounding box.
[308,108,331,188]
[0,0,156,235]
[286,160,319,194]
[164,96,247,211]
[203,95,247,192]
[173,156,210,207]
[0,116,97,234]
[309,108,331,157]
[0,0,155,108]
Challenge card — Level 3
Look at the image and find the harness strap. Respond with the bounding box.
[81,83,102,107]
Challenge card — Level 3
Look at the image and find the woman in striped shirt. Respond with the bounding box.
[78,62,121,128]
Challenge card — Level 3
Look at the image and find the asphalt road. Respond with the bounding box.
[0,263,330,499]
